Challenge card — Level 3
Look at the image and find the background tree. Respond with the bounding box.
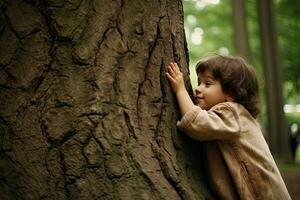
[0,0,212,199]
[256,0,290,159]
[232,0,251,61]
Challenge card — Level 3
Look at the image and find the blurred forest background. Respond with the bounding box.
[183,0,300,162]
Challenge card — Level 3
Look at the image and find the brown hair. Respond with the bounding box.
[196,54,260,118]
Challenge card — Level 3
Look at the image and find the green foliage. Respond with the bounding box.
[276,0,300,100]
[183,0,233,89]
[285,112,300,127]
[183,0,300,127]
[184,0,233,63]
[183,0,269,127]
[277,157,300,173]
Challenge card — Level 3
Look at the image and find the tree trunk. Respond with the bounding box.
[0,0,212,199]
[256,0,290,160]
[232,0,251,61]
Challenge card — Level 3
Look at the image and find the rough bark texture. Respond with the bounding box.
[0,0,212,199]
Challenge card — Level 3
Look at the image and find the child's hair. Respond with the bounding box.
[196,54,260,118]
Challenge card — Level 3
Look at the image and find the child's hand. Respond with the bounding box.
[166,62,186,94]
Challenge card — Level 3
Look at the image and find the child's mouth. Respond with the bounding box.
[194,96,204,103]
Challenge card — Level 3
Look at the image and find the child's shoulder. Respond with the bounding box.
[210,101,242,111]
[211,102,254,119]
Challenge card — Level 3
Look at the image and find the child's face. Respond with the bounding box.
[194,70,228,110]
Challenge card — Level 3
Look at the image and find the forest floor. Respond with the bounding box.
[278,149,300,200]
[282,170,300,200]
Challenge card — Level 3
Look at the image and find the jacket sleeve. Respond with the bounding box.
[177,103,241,141]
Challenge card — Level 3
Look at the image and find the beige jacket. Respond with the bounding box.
[177,102,291,200]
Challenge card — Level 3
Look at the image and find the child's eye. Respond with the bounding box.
[205,81,212,86]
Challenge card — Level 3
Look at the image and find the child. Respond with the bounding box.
[166,54,291,200]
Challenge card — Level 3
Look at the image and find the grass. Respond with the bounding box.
[277,147,300,175]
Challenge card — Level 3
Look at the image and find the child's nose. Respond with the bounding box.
[195,85,202,94]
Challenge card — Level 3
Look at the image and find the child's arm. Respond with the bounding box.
[166,62,195,116]
[166,63,240,141]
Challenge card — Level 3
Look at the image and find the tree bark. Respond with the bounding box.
[256,0,290,160]
[232,0,251,61]
[0,0,212,199]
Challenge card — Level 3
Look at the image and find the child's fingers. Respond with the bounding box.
[167,65,173,74]
[174,63,180,71]
[167,65,176,77]
[168,63,175,73]
[170,62,180,74]
[170,62,177,70]
[168,63,173,70]
[168,62,181,79]
[166,72,175,82]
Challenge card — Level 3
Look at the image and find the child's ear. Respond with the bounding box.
[226,95,235,102]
